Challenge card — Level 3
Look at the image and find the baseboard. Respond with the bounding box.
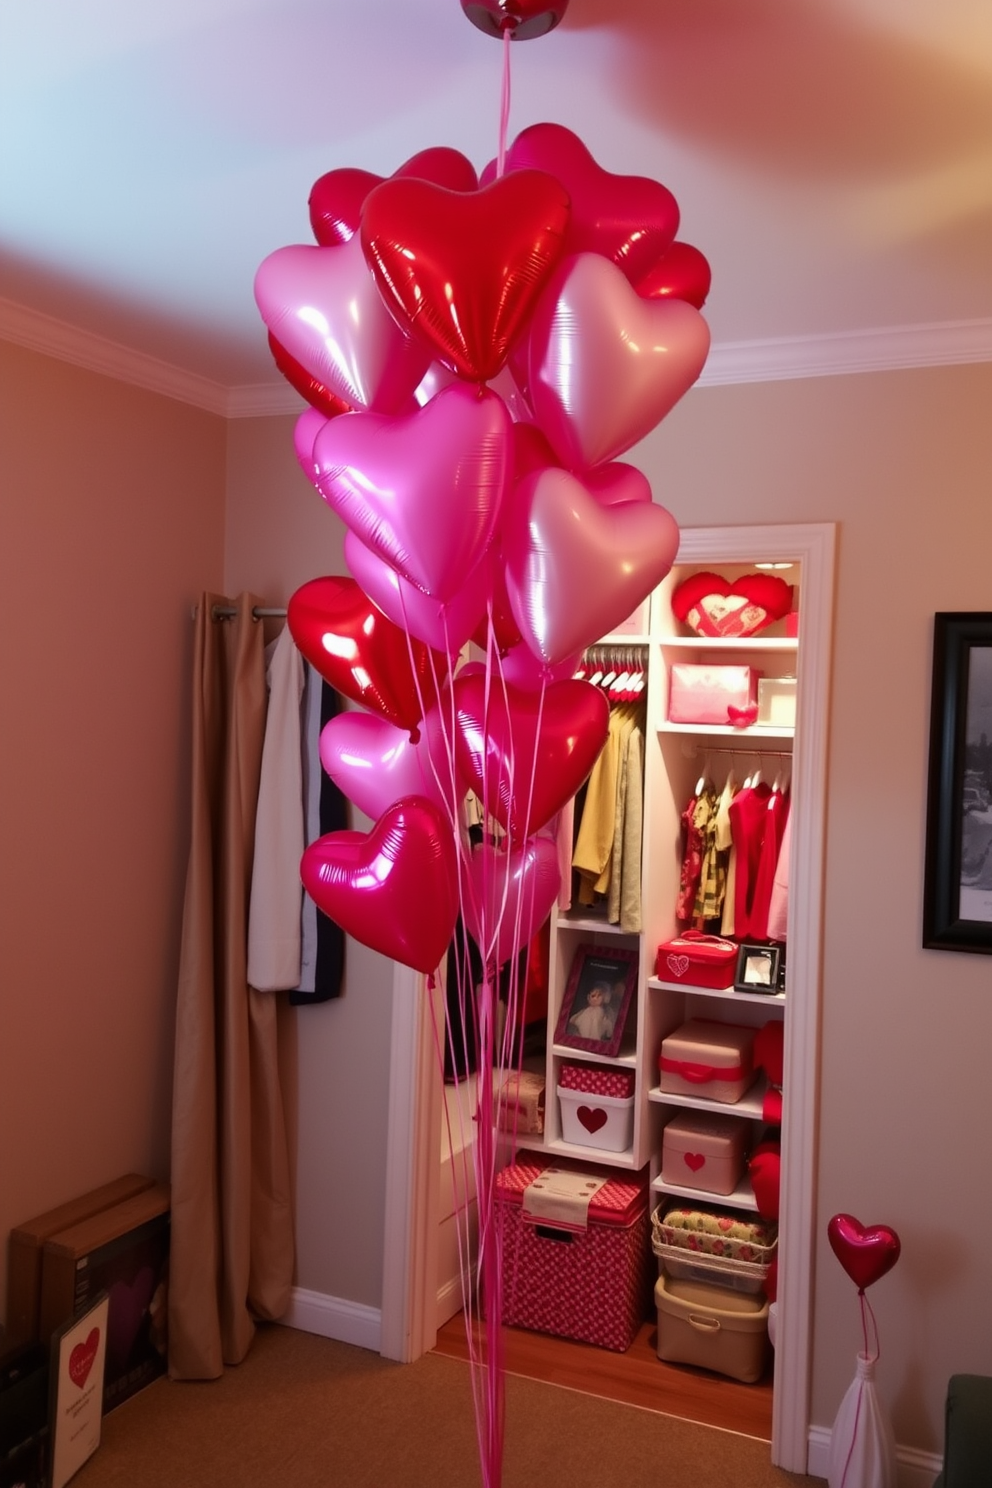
[279,1286,381,1354]
[807,1425,940,1486]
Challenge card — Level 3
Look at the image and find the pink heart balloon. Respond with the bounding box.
[586,461,653,506]
[293,406,331,483]
[301,796,459,975]
[484,122,680,285]
[525,251,711,470]
[504,467,680,665]
[253,234,431,413]
[499,639,581,691]
[344,530,490,657]
[309,147,479,246]
[453,673,609,841]
[313,382,512,603]
[318,704,461,822]
[827,1213,902,1292]
[415,359,533,424]
[462,837,561,970]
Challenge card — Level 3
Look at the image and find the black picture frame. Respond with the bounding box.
[734,941,781,993]
[553,944,638,1058]
[923,613,992,954]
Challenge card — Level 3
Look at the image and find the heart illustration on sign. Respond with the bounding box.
[577,1106,608,1134]
[684,1153,706,1173]
[667,954,690,979]
[671,571,793,639]
[68,1328,100,1389]
[827,1213,902,1292]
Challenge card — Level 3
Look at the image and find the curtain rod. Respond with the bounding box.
[211,605,287,621]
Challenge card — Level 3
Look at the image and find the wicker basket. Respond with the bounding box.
[651,1202,777,1265]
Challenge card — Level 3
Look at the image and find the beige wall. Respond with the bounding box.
[226,362,992,1456]
[0,340,227,1317]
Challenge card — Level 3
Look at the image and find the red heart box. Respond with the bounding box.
[671,571,793,639]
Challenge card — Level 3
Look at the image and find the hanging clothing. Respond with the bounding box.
[290,670,347,1006]
[714,772,737,934]
[729,780,773,939]
[692,785,725,923]
[767,808,792,942]
[676,791,703,922]
[572,708,623,903]
[608,712,644,933]
[749,787,790,941]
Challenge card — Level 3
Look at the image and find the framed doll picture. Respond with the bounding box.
[554,944,638,1058]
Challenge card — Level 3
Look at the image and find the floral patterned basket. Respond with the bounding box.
[651,1202,778,1265]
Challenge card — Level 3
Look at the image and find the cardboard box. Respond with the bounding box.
[39,1185,170,1414]
[661,1109,749,1196]
[6,1175,155,1349]
[658,1018,757,1105]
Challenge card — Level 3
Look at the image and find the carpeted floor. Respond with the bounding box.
[72,1323,824,1487]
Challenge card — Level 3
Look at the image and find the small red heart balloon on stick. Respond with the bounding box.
[827,1213,901,1292]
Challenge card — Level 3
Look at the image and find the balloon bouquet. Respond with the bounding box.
[252,6,711,1483]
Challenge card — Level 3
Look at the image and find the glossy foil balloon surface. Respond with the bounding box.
[827,1214,902,1292]
[344,530,489,657]
[267,331,352,419]
[636,239,712,309]
[308,148,478,246]
[360,170,570,383]
[462,837,561,970]
[318,704,460,822]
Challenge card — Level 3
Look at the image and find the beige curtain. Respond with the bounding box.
[168,593,295,1380]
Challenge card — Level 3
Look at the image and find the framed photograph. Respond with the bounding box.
[49,1290,110,1488]
[734,941,781,993]
[923,614,992,953]
[554,944,638,1057]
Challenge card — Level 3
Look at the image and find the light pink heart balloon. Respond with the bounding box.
[415,359,532,423]
[300,797,459,975]
[499,639,581,691]
[505,467,680,665]
[344,531,490,657]
[318,704,462,822]
[253,235,431,413]
[462,837,561,970]
[526,252,710,470]
[586,462,653,506]
[312,382,512,603]
[293,406,331,483]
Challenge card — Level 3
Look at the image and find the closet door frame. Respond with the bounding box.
[379,521,836,1477]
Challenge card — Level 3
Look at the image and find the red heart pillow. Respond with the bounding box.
[749,1140,781,1220]
[671,571,793,639]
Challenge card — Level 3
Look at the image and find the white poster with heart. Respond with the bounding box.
[50,1290,109,1488]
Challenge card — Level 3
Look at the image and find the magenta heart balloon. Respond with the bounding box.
[253,234,431,413]
[313,382,512,603]
[318,704,461,822]
[293,406,330,483]
[309,147,478,246]
[462,837,561,970]
[504,467,680,665]
[453,673,609,841]
[344,531,490,657]
[484,122,680,285]
[525,251,711,470]
[415,359,533,424]
[499,639,581,691]
[827,1213,902,1292]
[301,797,459,975]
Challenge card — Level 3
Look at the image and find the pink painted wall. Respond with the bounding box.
[0,340,227,1321]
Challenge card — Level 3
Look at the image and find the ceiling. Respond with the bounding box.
[2,0,990,408]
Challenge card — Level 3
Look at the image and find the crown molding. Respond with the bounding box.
[2,294,990,417]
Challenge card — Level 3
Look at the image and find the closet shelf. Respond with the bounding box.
[659,636,798,652]
[659,722,795,740]
[551,1043,638,1069]
[652,1173,760,1212]
[515,1133,640,1169]
[555,913,640,937]
[648,979,786,1009]
[648,1073,771,1122]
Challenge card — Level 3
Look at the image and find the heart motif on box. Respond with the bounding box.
[684,1153,706,1173]
[827,1213,901,1292]
[671,571,793,639]
[666,953,690,979]
[68,1328,100,1389]
[577,1106,608,1134]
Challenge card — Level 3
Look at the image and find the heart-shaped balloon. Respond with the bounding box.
[484,122,680,285]
[504,466,680,664]
[293,405,331,484]
[525,251,711,470]
[301,797,459,974]
[309,147,479,246]
[267,331,352,420]
[288,576,446,738]
[415,359,533,423]
[462,837,561,970]
[453,673,609,841]
[318,703,462,822]
[636,239,712,310]
[253,233,431,413]
[344,530,490,658]
[586,462,653,506]
[360,170,571,383]
[470,557,524,658]
[313,383,512,602]
[498,639,581,691]
[827,1213,902,1292]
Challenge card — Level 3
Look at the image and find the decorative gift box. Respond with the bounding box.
[658,1018,757,1104]
[495,1159,651,1352]
[655,1274,770,1383]
[558,1064,636,1153]
[493,1069,546,1135]
[655,931,738,990]
[668,664,760,727]
[661,1109,749,1196]
[559,1063,636,1099]
[757,676,797,728]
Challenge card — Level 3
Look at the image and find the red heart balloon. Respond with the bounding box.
[484,122,680,285]
[267,331,352,420]
[360,171,571,383]
[309,148,479,247]
[453,673,609,841]
[301,797,459,975]
[827,1213,901,1292]
[288,576,447,738]
[636,240,712,309]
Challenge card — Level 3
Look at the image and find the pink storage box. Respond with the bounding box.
[559,1063,636,1099]
[661,1110,749,1196]
[655,931,737,990]
[496,1159,650,1352]
[659,1018,757,1104]
[668,664,760,726]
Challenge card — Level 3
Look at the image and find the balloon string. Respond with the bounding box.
[496,24,512,178]
[860,1288,881,1363]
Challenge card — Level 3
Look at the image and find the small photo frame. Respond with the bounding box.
[554,944,637,1058]
[49,1290,109,1488]
[734,942,781,994]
